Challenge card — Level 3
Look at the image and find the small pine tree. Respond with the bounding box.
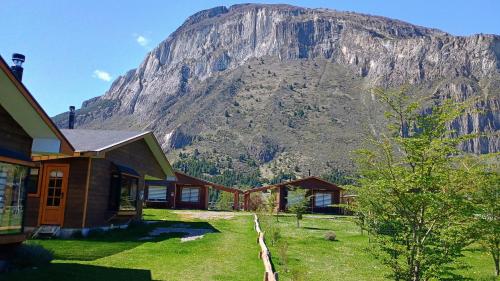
[287,188,310,228]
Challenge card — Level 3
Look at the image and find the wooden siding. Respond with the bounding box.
[0,104,32,159]
[84,158,113,227]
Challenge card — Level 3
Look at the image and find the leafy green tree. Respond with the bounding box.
[287,187,311,228]
[215,191,235,211]
[470,155,500,276]
[352,88,476,281]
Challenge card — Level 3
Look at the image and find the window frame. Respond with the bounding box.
[0,160,31,236]
[118,173,139,212]
[314,192,333,208]
[147,185,168,202]
[180,187,200,203]
[26,167,41,197]
[109,172,140,213]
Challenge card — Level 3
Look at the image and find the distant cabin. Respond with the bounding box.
[145,171,242,210]
[26,129,176,237]
[0,55,74,261]
[243,177,345,214]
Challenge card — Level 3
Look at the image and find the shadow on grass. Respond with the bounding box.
[302,226,332,231]
[0,263,156,281]
[29,221,219,261]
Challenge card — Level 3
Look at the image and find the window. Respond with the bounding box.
[0,162,29,235]
[26,168,39,195]
[148,186,167,202]
[315,193,332,207]
[119,175,138,211]
[109,173,139,212]
[181,187,199,202]
[286,192,305,207]
[46,170,64,206]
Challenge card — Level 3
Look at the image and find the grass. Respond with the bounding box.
[258,213,498,281]
[1,209,262,281]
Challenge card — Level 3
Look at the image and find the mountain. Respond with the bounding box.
[54,3,499,179]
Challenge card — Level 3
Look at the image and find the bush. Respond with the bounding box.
[247,193,266,211]
[277,241,289,271]
[268,224,281,246]
[324,231,337,241]
[11,244,53,268]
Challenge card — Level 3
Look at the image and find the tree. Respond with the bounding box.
[352,87,476,281]
[215,191,234,211]
[287,187,310,228]
[470,155,500,276]
[267,190,279,222]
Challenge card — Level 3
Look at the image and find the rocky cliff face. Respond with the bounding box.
[54,4,499,175]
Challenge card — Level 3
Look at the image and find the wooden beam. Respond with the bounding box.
[81,158,92,228]
[0,155,38,167]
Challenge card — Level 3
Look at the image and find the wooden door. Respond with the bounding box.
[40,164,69,225]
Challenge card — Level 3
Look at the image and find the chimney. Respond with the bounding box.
[68,106,75,129]
[10,53,25,81]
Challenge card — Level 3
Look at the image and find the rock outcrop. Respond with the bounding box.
[53,4,499,174]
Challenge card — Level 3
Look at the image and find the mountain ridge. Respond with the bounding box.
[53,3,499,178]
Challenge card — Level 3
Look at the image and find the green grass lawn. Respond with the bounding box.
[258,214,498,281]
[1,209,262,281]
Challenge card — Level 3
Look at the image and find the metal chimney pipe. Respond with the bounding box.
[10,53,25,81]
[68,106,75,129]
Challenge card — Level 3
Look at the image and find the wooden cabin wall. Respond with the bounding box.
[0,104,32,158]
[85,139,167,227]
[25,158,90,228]
[85,158,113,227]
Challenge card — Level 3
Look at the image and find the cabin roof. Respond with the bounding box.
[0,55,74,156]
[244,176,344,194]
[60,129,175,179]
[175,171,243,193]
[60,129,148,152]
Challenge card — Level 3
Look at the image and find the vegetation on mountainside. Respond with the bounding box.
[173,152,353,189]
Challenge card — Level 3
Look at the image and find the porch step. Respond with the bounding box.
[32,225,60,239]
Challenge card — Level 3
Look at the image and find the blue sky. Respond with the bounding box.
[1,0,499,116]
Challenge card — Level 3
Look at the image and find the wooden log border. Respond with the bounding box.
[254,214,278,281]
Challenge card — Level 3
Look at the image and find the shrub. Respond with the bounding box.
[277,241,289,272]
[11,244,53,268]
[215,192,234,211]
[247,193,265,211]
[268,224,281,246]
[324,231,337,241]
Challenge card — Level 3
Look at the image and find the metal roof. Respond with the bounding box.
[60,129,148,152]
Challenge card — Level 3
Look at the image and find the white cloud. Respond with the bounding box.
[93,70,112,82]
[136,35,150,47]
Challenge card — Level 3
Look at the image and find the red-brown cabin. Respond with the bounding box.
[243,177,344,214]
[145,171,242,210]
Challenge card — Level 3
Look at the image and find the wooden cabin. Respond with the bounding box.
[0,55,74,261]
[26,129,176,237]
[243,177,344,214]
[145,171,242,210]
